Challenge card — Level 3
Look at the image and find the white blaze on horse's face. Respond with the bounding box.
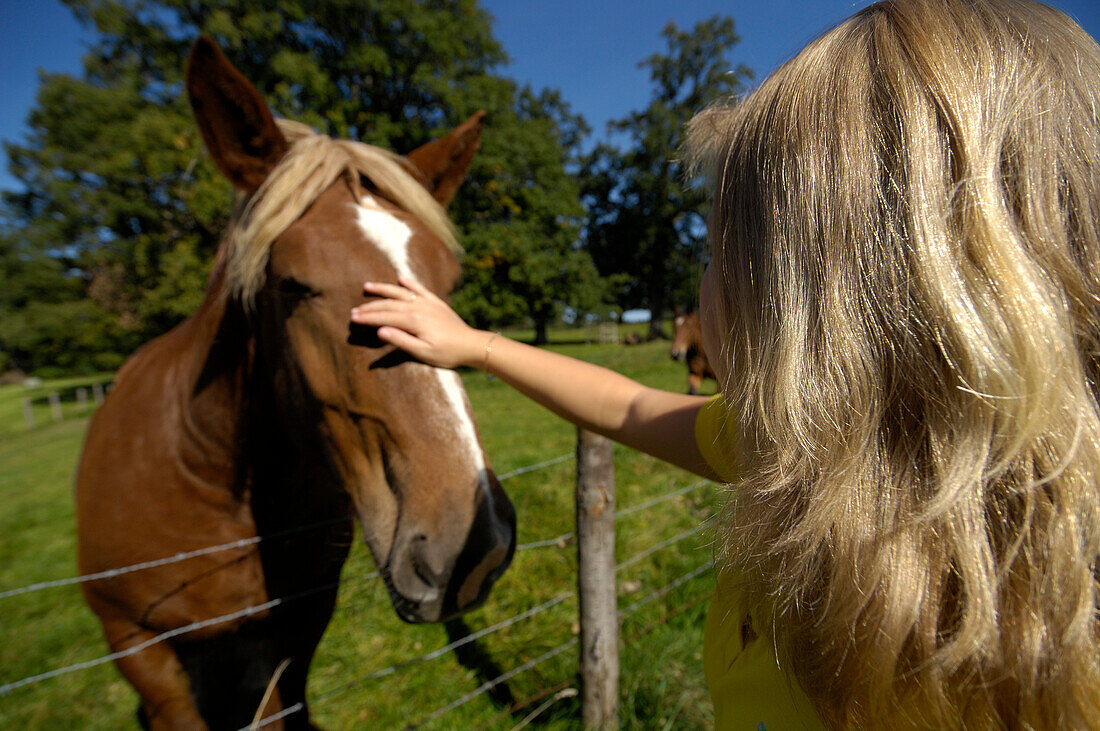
[671,315,689,361]
[354,195,486,487]
[356,195,414,277]
[352,194,508,622]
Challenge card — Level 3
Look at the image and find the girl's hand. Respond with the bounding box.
[350,276,486,369]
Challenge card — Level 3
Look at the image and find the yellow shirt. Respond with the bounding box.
[696,395,825,730]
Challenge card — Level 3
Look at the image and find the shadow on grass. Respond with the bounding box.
[442,617,584,727]
[443,617,517,708]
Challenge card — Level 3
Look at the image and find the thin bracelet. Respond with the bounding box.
[482,331,501,371]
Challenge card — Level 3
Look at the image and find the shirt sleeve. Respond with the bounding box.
[694,393,741,483]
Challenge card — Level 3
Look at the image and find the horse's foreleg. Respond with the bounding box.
[98,612,207,730]
[688,372,702,395]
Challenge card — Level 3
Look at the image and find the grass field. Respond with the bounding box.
[0,332,721,729]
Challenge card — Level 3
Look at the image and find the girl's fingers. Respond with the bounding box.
[352,298,410,316]
[362,281,413,300]
[376,326,429,356]
[354,278,466,368]
[397,276,436,301]
[351,308,419,333]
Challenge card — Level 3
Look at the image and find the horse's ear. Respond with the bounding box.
[186,36,288,193]
[406,111,486,207]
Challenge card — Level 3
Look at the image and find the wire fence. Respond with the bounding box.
[0,454,580,602]
[1,443,717,728]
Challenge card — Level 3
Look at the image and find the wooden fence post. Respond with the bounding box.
[23,398,34,430]
[92,383,104,405]
[576,428,619,729]
[76,388,88,412]
[48,392,62,422]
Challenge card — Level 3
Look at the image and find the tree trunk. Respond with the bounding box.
[647,289,666,341]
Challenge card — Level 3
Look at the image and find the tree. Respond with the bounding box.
[452,87,604,344]
[2,0,600,370]
[0,226,126,375]
[581,17,752,337]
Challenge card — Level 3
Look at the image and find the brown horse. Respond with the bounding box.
[670,311,715,395]
[75,38,515,730]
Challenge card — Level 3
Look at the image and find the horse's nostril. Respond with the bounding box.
[412,556,439,590]
[410,538,446,591]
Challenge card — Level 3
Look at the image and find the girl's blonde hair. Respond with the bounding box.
[687,0,1100,726]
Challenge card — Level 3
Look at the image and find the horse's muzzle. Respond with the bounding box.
[383,473,516,624]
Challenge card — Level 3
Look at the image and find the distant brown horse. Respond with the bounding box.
[75,38,515,730]
[670,311,715,395]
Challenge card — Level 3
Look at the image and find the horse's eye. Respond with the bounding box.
[359,174,380,195]
[274,277,318,298]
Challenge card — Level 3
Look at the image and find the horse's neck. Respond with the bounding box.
[173,261,253,496]
[182,255,329,506]
[172,261,353,570]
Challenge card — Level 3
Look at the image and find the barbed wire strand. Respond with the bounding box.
[3,449,711,726]
[0,461,701,600]
[3,476,707,701]
[508,688,578,731]
[244,702,304,731]
[473,680,575,731]
[403,562,717,729]
[615,524,706,572]
[404,563,715,729]
[619,561,714,619]
[515,531,574,551]
[343,518,704,622]
[250,593,576,728]
[0,452,577,601]
[0,516,350,600]
[615,479,710,518]
[0,578,351,696]
[313,592,574,706]
[405,637,580,730]
[513,481,709,553]
[2,484,701,699]
[625,592,714,642]
[496,453,573,481]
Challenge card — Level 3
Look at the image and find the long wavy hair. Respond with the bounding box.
[687,0,1100,726]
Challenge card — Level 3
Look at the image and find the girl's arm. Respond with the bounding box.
[351,277,721,481]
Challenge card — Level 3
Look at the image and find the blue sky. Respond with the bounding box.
[2,0,1099,194]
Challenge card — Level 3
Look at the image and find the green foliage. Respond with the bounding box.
[0,300,128,374]
[2,0,598,366]
[581,17,752,334]
[453,87,604,343]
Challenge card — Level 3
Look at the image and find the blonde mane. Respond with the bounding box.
[225,119,460,305]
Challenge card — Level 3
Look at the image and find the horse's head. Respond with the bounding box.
[670,312,697,362]
[186,38,514,623]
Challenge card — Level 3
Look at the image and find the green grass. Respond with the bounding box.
[0,335,719,729]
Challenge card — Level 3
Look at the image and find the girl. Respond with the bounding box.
[352,0,1100,726]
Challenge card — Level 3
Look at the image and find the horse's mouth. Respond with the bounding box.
[379,533,515,625]
[393,597,429,624]
[380,567,434,624]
